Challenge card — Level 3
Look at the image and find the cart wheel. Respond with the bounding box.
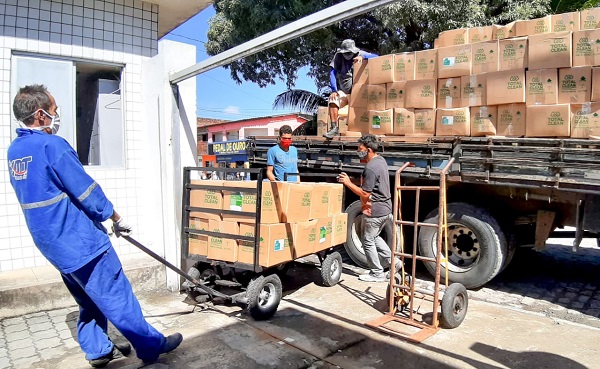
[245,274,282,321]
[440,283,468,329]
[386,274,412,313]
[321,251,343,287]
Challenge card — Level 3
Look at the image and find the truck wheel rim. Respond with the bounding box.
[258,283,276,308]
[351,217,366,256]
[446,224,479,270]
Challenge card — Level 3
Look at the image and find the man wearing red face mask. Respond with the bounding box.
[266,125,298,182]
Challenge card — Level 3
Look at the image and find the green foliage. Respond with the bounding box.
[206,0,556,89]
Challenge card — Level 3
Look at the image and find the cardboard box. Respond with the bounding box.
[551,12,580,32]
[291,220,318,258]
[309,183,331,220]
[486,69,526,105]
[317,106,329,124]
[526,69,558,106]
[208,220,238,262]
[393,108,416,135]
[369,109,394,135]
[436,108,470,136]
[349,83,368,108]
[190,180,223,220]
[405,79,437,109]
[188,218,209,256]
[528,31,572,70]
[414,49,437,80]
[497,103,526,136]
[571,102,600,138]
[493,21,517,40]
[414,109,436,136]
[353,59,369,85]
[434,38,440,49]
[367,84,387,110]
[580,7,600,30]
[221,181,286,223]
[498,37,528,71]
[237,222,293,267]
[470,106,498,136]
[282,183,312,223]
[326,183,344,216]
[593,67,600,101]
[386,82,406,109]
[331,213,349,247]
[461,74,487,107]
[472,40,499,74]
[437,78,462,109]
[573,29,600,67]
[438,28,469,47]
[315,217,333,252]
[368,55,395,84]
[558,66,592,104]
[437,44,472,78]
[526,104,571,137]
[469,26,493,43]
[317,121,328,137]
[348,107,370,133]
[393,52,415,81]
[515,16,551,37]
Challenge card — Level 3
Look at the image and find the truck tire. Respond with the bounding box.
[418,203,507,289]
[343,200,398,269]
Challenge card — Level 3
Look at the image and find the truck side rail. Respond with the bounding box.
[246,136,600,195]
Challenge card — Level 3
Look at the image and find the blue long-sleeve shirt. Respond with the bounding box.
[8,129,114,273]
[329,51,378,93]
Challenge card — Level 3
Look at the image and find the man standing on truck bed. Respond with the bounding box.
[337,134,400,282]
[323,39,377,139]
[267,124,298,181]
[7,85,182,367]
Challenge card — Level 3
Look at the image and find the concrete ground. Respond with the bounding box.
[2,253,600,369]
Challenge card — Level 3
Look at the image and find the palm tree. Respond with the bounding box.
[273,89,330,135]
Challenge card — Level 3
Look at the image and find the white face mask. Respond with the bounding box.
[18,108,61,134]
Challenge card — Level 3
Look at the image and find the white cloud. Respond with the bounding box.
[223,106,240,115]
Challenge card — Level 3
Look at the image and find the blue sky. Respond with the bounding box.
[163,6,319,121]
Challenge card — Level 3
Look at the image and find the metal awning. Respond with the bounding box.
[170,0,398,84]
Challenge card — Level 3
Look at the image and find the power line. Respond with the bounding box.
[169,33,207,44]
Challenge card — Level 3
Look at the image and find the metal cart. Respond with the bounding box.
[180,166,344,320]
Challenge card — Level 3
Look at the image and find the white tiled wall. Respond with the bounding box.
[0,0,160,272]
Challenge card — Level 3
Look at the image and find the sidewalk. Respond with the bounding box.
[1,261,599,369]
[0,252,166,320]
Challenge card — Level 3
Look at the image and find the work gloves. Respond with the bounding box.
[112,218,132,237]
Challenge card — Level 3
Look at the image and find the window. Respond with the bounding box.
[11,54,124,167]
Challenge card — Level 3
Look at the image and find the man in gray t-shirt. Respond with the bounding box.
[324,39,377,139]
[338,135,401,282]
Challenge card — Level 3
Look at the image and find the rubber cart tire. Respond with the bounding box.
[418,203,507,289]
[440,283,468,329]
[344,200,398,268]
[321,251,343,287]
[245,274,282,321]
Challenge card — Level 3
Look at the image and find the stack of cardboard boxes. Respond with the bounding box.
[188,180,348,267]
[340,8,600,138]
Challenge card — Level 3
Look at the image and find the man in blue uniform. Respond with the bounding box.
[266,125,298,182]
[7,85,182,367]
[324,39,378,139]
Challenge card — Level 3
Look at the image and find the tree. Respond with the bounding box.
[272,89,328,114]
[206,0,555,90]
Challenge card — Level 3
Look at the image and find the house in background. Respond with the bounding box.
[197,113,310,168]
[0,0,209,290]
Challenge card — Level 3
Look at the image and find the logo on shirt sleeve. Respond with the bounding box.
[9,156,33,180]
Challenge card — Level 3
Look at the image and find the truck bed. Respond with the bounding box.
[247,136,600,195]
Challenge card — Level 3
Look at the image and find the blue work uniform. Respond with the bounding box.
[7,129,165,362]
[267,144,298,181]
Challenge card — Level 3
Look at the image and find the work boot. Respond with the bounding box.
[358,272,387,282]
[386,257,403,280]
[323,123,339,139]
[89,342,131,368]
[142,333,183,365]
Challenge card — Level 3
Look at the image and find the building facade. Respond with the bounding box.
[0,0,207,289]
